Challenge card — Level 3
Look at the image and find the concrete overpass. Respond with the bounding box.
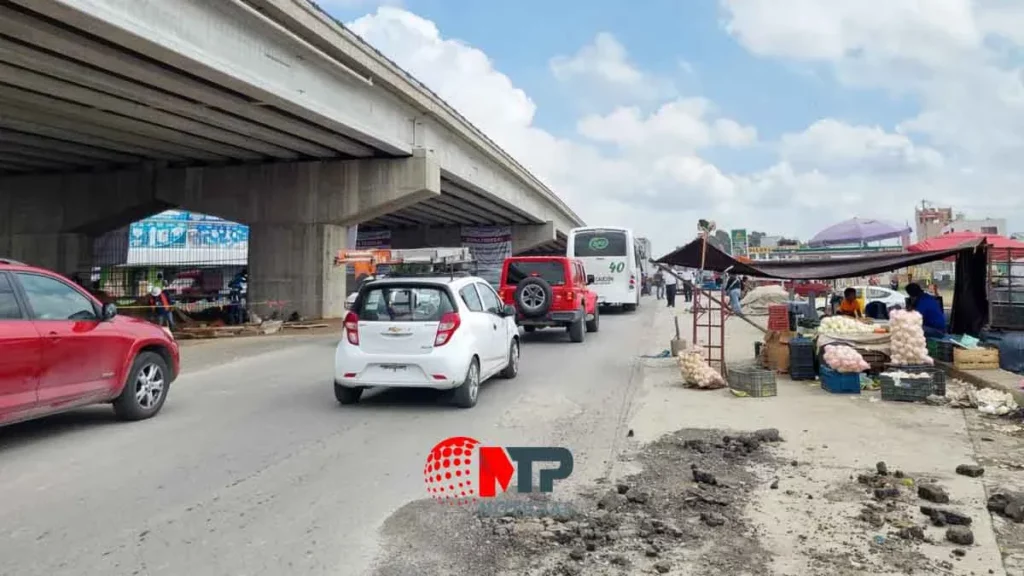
[0,0,581,317]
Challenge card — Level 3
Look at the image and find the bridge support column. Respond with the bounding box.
[0,182,93,276]
[512,222,557,254]
[248,222,348,320]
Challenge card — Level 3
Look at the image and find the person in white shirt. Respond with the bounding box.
[680,268,694,302]
[663,267,678,307]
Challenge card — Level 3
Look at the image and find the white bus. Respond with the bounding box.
[567,226,641,311]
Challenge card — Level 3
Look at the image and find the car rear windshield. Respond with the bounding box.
[356,285,455,322]
[505,261,566,286]
[573,230,627,257]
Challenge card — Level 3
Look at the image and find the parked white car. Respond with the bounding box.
[852,285,908,311]
[334,275,520,408]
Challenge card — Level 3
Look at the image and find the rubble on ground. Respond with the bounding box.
[474,429,780,575]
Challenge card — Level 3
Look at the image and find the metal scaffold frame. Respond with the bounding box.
[691,286,729,376]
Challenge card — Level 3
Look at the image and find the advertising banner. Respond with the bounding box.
[461,225,512,285]
[129,221,187,248]
[124,210,249,266]
[730,229,749,258]
[356,228,392,249]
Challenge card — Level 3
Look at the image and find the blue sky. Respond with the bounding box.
[325,0,1024,247]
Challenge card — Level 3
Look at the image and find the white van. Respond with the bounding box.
[567,226,641,311]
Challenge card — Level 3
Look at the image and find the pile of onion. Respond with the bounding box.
[889,310,933,366]
[823,345,870,373]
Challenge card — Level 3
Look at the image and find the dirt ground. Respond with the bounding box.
[368,304,1023,576]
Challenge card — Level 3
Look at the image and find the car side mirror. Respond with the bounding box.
[101,302,118,321]
[586,274,595,285]
[501,305,516,317]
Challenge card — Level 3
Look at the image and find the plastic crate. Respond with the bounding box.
[886,364,946,396]
[767,305,790,331]
[927,338,954,362]
[788,337,817,381]
[819,365,861,394]
[880,371,935,402]
[727,365,778,397]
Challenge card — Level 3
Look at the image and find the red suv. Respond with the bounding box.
[498,256,599,343]
[0,259,180,427]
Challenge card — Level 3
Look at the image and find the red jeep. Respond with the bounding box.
[498,256,599,343]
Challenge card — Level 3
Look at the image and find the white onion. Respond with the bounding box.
[819,315,876,335]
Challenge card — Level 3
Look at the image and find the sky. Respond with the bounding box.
[319,0,1024,255]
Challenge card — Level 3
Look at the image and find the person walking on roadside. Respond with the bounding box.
[681,268,694,302]
[653,268,665,300]
[664,267,678,308]
[724,273,742,314]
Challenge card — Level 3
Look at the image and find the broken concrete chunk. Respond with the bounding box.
[946,526,974,546]
[921,506,972,526]
[897,525,926,541]
[700,512,727,527]
[692,468,718,486]
[918,484,950,504]
[955,464,985,478]
[754,428,782,443]
[876,461,889,476]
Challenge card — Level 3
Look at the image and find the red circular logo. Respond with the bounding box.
[424,436,479,506]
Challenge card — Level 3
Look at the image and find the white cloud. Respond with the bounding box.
[779,119,943,174]
[345,5,1024,255]
[549,33,676,103]
[577,99,757,151]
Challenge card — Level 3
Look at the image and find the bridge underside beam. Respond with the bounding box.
[0,153,440,318]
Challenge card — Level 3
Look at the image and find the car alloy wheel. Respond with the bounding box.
[521,284,546,311]
[135,363,165,410]
[467,361,480,402]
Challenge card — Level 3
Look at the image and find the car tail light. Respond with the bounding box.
[629,274,636,289]
[565,290,575,302]
[343,311,359,345]
[434,312,461,346]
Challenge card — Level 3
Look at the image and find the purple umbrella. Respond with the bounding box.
[808,217,912,247]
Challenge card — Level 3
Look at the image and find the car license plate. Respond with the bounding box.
[380,364,408,372]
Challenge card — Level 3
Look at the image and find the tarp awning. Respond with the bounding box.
[655,237,987,280]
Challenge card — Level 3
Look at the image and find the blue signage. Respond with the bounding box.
[129,221,187,248]
[130,210,247,249]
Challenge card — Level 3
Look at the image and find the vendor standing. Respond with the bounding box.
[836,287,864,318]
[905,283,946,338]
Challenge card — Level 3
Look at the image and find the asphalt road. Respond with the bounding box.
[0,301,658,576]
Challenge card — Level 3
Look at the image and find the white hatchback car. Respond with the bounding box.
[334,275,520,408]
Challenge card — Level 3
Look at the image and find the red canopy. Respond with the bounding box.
[907,231,1024,260]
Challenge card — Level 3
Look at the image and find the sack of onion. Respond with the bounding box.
[888,310,933,366]
[823,344,870,374]
[677,348,726,389]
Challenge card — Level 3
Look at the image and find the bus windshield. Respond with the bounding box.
[572,230,628,257]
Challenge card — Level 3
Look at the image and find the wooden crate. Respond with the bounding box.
[952,346,1000,370]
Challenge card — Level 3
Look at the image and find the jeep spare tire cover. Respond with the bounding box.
[515,277,553,318]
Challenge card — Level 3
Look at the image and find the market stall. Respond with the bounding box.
[656,237,1000,397]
